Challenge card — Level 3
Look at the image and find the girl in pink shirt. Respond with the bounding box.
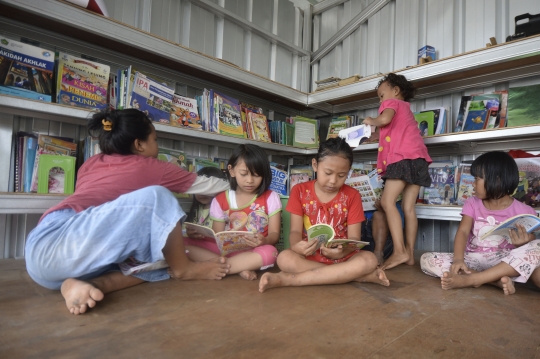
[363,73,432,270]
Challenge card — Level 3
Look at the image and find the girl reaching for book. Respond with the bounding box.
[259,137,389,293]
[363,73,433,270]
[24,109,231,315]
[184,144,281,281]
[420,151,540,295]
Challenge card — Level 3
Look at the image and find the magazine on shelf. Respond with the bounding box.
[345,168,383,211]
[293,117,318,148]
[288,164,315,193]
[215,92,244,138]
[513,157,540,205]
[248,112,271,142]
[507,84,540,127]
[423,162,456,205]
[184,223,255,256]
[326,119,348,140]
[414,111,435,136]
[129,72,174,124]
[55,51,110,111]
[0,36,54,101]
[479,214,540,243]
[455,164,474,206]
[270,165,288,195]
[306,223,369,250]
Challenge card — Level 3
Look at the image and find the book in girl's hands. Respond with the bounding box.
[184,223,255,256]
[338,124,371,148]
[479,214,540,243]
[118,257,169,276]
[306,223,369,250]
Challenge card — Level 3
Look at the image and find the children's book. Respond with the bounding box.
[479,214,540,243]
[338,124,372,148]
[513,157,540,204]
[288,164,314,193]
[293,117,318,148]
[414,111,435,136]
[158,147,186,169]
[424,163,456,205]
[118,257,169,276]
[345,168,383,211]
[214,92,244,138]
[306,223,369,250]
[462,109,488,132]
[248,112,271,142]
[240,102,263,139]
[170,94,201,129]
[456,164,474,206]
[507,84,540,127]
[326,119,348,140]
[284,123,295,146]
[55,52,110,111]
[270,165,288,195]
[0,36,54,101]
[129,72,174,123]
[454,96,472,132]
[184,223,255,256]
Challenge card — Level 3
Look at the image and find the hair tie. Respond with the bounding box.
[102,119,113,131]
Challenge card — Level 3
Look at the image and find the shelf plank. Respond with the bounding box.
[0,95,317,155]
[0,193,67,214]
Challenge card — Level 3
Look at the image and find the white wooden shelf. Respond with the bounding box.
[0,96,317,155]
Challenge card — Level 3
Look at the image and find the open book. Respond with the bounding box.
[185,222,254,256]
[306,223,369,250]
[480,214,540,243]
[118,257,169,276]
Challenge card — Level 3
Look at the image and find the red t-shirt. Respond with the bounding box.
[41,153,196,220]
[286,180,365,241]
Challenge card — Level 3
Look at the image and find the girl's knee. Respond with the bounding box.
[253,245,278,267]
[276,250,300,271]
[353,251,378,269]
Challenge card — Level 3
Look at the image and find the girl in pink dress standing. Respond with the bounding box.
[363,73,432,270]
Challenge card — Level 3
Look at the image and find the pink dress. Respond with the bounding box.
[377,99,432,175]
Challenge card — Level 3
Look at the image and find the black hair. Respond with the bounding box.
[186,167,227,223]
[228,144,271,197]
[376,73,417,102]
[470,151,518,200]
[88,108,154,155]
[315,137,354,167]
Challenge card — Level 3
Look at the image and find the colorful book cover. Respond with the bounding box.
[456,164,474,206]
[424,165,456,205]
[56,52,110,111]
[0,36,54,102]
[414,111,435,136]
[288,165,314,193]
[326,119,348,140]
[454,96,472,132]
[240,102,263,139]
[129,72,174,124]
[215,92,243,138]
[513,158,540,205]
[507,84,540,127]
[270,165,288,195]
[170,94,201,129]
[248,112,271,142]
[462,109,488,132]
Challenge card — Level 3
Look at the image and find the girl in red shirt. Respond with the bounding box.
[259,138,390,292]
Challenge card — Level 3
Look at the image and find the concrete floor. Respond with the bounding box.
[1,255,540,359]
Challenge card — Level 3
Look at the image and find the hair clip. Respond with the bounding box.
[102,119,113,131]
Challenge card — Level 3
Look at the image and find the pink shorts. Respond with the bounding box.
[184,238,277,269]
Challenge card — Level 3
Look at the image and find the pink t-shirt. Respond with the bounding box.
[462,196,537,253]
[41,153,197,220]
[377,99,432,174]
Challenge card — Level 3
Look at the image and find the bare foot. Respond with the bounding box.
[373,251,384,267]
[441,271,475,290]
[259,272,289,293]
[170,257,230,280]
[495,276,516,295]
[239,270,257,281]
[405,247,415,266]
[61,278,104,315]
[381,251,410,270]
[355,268,390,286]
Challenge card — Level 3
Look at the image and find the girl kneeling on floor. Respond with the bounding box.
[259,137,390,292]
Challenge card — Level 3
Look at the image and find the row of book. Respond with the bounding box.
[420,157,540,207]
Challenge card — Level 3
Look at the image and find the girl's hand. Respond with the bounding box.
[186,227,204,239]
[291,240,319,257]
[320,245,347,260]
[243,233,265,247]
[450,258,471,275]
[363,117,374,126]
[509,224,535,247]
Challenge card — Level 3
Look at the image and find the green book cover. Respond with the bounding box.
[293,117,318,148]
[507,84,540,127]
[414,111,435,136]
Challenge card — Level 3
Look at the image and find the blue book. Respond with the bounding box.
[462,109,488,131]
[24,136,37,192]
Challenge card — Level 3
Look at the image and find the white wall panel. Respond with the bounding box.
[149,0,182,44]
[190,5,217,57]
